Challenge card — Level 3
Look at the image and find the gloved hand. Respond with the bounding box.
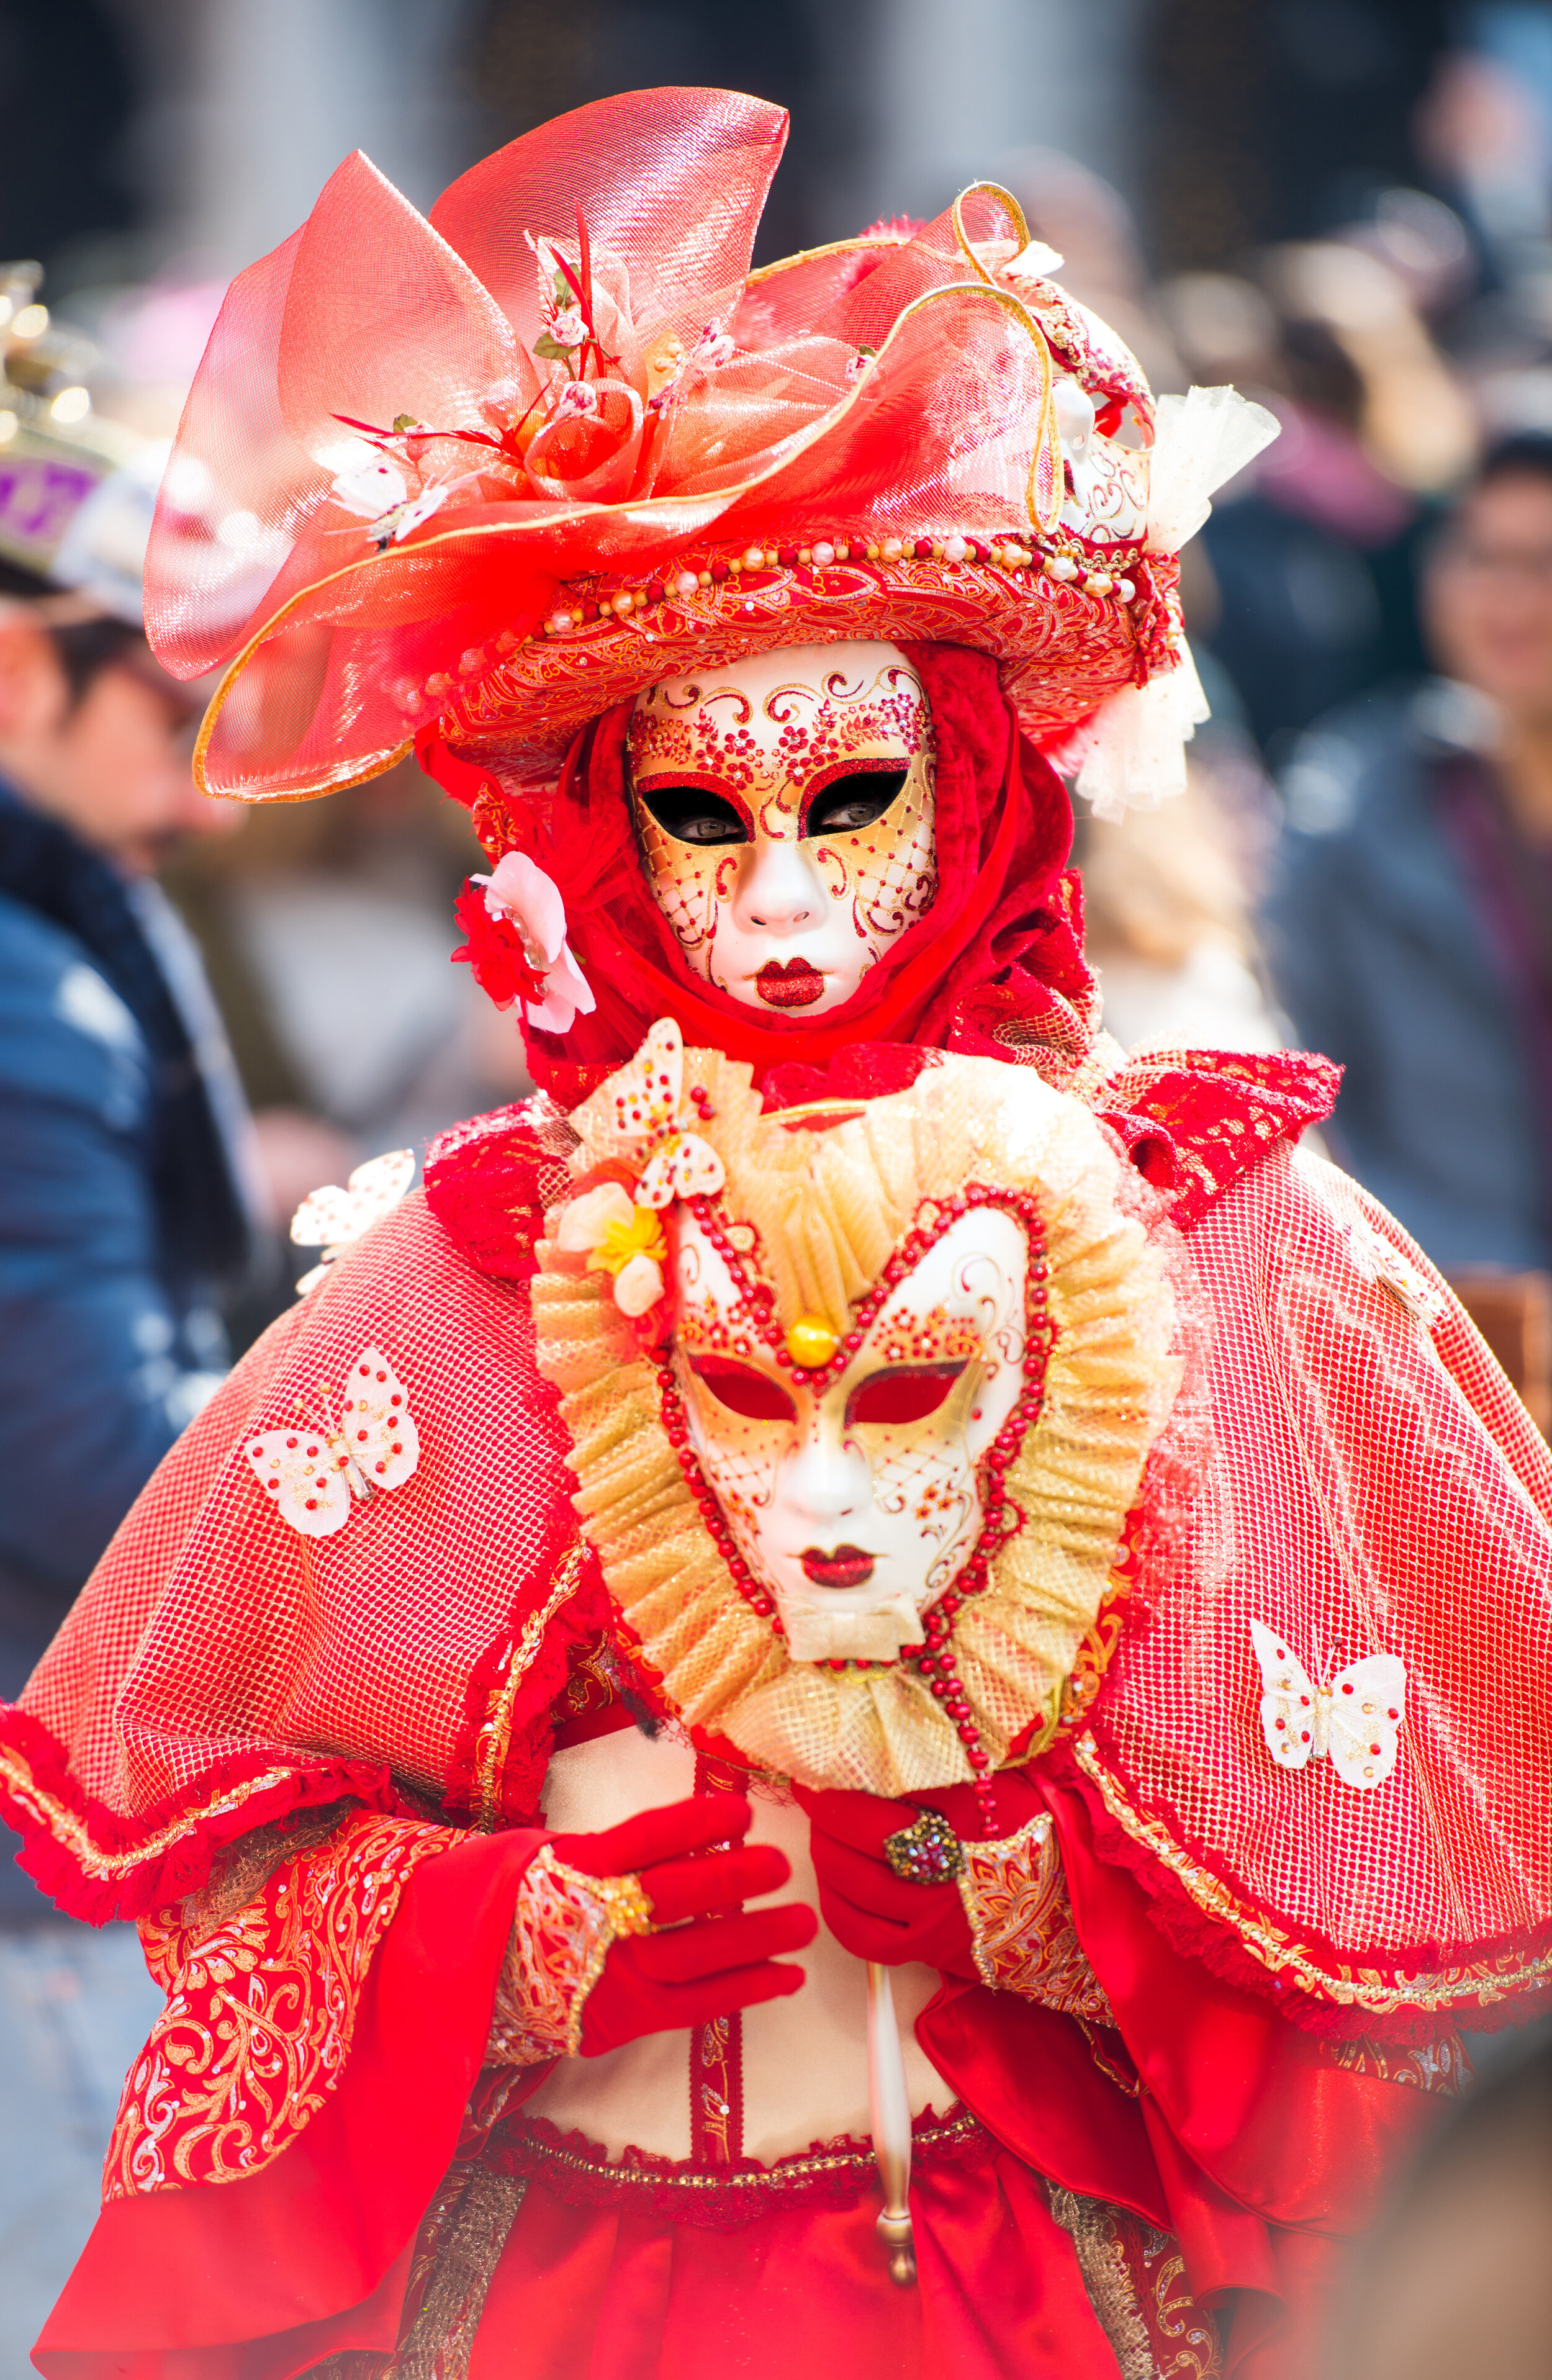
[550,1795,817,2057]
[793,1770,1044,1975]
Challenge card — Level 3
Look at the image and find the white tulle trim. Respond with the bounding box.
[1073,646,1212,823]
[1145,384,1279,557]
[1068,387,1277,820]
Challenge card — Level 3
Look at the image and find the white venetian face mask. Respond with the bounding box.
[628,639,937,1016]
[672,1202,1028,1661]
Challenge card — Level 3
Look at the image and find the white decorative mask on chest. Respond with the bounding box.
[672,1201,1028,1660]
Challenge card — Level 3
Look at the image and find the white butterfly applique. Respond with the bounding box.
[1343,1215,1446,1330]
[243,1347,419,1538]
[291,1150,415,1296]
[589,1018,725,1207]
[1249,1618,1407,1790]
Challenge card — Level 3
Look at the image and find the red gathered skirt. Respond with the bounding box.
[468,2112,1217,2380]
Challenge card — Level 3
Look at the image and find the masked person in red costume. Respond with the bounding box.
[5,90,1551,2380]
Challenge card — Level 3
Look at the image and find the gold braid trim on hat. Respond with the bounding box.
[531,1049,1181,1797]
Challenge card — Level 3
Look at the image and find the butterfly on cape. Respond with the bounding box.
[1249,1618,1407,1790]
[1341,1214,1446,1330]
[291,1149,415,1296]
[581,1017,724,1207]
[243,1347,420,1538]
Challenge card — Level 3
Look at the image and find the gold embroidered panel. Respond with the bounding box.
[106,1810,449,2196]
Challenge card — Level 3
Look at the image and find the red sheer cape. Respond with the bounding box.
[2,1065,1548,2039]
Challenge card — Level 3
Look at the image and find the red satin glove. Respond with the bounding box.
[794,1771,1044,1976]
[551,1796,816,2057]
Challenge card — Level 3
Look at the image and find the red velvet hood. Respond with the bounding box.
[423,642,1099,1107]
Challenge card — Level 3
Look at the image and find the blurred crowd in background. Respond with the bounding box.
[4,0,1552,2366]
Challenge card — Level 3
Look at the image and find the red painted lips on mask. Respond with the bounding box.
[754,958,826,1009]
[800,1545,876,1590]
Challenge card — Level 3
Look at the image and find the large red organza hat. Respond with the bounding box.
[144,88,1270,816]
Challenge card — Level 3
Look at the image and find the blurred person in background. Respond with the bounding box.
[0,595,251,1634]
[0,283,268,2356]
[0,338,264,1722]
[1327,2027,1552,2380]
[1265,432,1552,1272]
[1162,231,1476,763]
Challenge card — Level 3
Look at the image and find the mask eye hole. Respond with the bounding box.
[687,1353,798,1422]
[803,767,908,837]
[636,780,750,845]
[846,1361,967,1427]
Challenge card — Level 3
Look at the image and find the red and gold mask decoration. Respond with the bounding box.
[532,1021,1184,1802]
[628,641,936,1014]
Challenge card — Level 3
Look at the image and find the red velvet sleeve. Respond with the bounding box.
[1044,1771,1442,2233]
[919,1769,1455,2380]
[34,1821,543,2380]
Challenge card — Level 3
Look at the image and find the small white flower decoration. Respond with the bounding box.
[554,1182,666,1318]
[554,380,600,420]
[1001,238,1065,287]
[474,850,597,1034]
[332,458,408,518]
[1053,377,1104,518]
[692,320,736,372]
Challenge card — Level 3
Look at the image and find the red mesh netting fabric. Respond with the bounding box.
[1,1196,609,1920]
[1076,1142,1552,2034]
[4,1088,1549,2029]
[142,88,1173,801]
[428,643,1101,1101]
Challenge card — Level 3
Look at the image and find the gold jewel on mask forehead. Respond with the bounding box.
[626,651,939,988]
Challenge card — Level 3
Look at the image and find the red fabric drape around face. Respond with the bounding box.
[423,642,1098,1104]
[34,1826,543,2379]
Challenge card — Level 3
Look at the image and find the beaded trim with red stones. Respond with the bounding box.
[653,1182,1059,1837]
[532,528,1143,645]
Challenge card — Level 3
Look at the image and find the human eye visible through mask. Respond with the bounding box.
[803,767,909,837]
[637,782,751,845]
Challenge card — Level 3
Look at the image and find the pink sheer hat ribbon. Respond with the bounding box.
[142,85,1179,804]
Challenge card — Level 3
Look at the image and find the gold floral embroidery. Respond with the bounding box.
[958,1810,1112,2022]
[0,1747,302,1880]
[1326,2032,1472,2094]
[178,1800,354,1934]
[1147,2243,1224,2378]
[309,2160,528,2380]
[1050,2188,1222,2379]
[488,1844,654,2064]
[106,1811,448,2196]
[472,1541,588,1831]
[1049,2186,1155,2379]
